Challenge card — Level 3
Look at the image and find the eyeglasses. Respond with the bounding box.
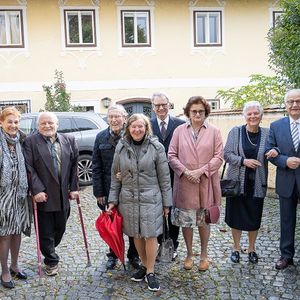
[108,114,123,119]
[286,100,300,106]
[190,109,205,115]
[153,103,168,109]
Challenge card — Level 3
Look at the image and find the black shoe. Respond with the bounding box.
[145,273,160,291]
[230,251,240,263]
[128,257,141,269]
[10,268,28,280]
[130,266,146,282]
[1,276,15,289]
[248,251,258,264]
[106,257,117,270]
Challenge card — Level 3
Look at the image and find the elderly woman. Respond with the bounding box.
[0,107,30,289]
[224,101,276,264]
[107,113,172,292]
[168,96,223,272]
[92,104,140,270]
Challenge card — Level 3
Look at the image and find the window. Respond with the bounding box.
[0,100,30,112]
[194,11,222,47]
[74,118,97,131]
[0,9,24,48]
[272,10,283,28]
[19,118,35,135]
[58,118,74,133]
[64,10,96,47]
[207,99,220,110]
[121,10,151,47]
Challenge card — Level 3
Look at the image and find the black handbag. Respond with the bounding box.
[221,127,241,197]
[220,177,240,197]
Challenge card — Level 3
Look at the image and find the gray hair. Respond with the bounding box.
[151,92,169,103]
[242,101,264,116]
[284,89,300,102]
[37,112,58,125]
[107,104,128,117]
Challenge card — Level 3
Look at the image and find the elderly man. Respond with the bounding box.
[24,112,79,276]
[150,92,185,259]
[266,89,300,270]
[92,104,141,270]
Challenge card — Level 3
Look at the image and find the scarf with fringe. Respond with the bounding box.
[0,128,28,200]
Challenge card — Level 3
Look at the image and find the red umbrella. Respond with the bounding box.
[95,208,125,267]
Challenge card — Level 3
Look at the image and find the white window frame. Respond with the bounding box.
[121,10,151,47]
[117,6,155,50]
[207,99,220,110]
[193,10,222,47]
[60,6,100,51]
[0,6,28,50]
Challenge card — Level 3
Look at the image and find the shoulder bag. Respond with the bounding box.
[220,127,241,197]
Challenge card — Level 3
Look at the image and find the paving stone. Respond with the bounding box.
[0,186,300,299]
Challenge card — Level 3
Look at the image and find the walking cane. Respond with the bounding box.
[75,195,91,267]
[33,201,43,281]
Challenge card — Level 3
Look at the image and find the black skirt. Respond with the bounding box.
[225,195,264,231]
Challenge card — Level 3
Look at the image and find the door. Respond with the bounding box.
[123,102,154,119]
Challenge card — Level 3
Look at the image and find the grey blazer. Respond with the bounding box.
[224,126,269,198]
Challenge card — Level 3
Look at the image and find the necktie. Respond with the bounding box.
[160,121,166,140]
[291,121,299,151]
[47,138,60,177]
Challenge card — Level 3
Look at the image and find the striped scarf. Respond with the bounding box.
[0,128,28,200]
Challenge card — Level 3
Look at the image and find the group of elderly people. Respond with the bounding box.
[1,89,300,292]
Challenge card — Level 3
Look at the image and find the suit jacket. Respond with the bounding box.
[150,115,185,186]
[150,115,185,153]
[24,132,79,212]
[168,123,223,209]
[266,116,300,198]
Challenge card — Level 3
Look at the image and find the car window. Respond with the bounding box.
[20,118,35,135]
[58,118,74,133]
[74,118,98,131]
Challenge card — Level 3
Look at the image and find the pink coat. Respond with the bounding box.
[168,122,223,209]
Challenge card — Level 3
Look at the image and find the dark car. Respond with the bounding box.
[20,112,108,186]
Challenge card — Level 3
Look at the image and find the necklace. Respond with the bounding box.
[246,129,257,147]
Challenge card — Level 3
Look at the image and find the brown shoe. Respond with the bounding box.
[198,259,209,271]
[183,257,193,270]
[275,257,293,270]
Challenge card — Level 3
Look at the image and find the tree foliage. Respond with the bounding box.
[267,0,300,87]
[216,74,286,109]
[43,70,82,112]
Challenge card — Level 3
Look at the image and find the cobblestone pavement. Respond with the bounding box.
[1,186,300,300]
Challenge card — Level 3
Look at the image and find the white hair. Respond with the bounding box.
[151,92,169,103]
[242,101,264,116]
[37,112,59,125]
[107,104,128,117]
[284,89,300,102]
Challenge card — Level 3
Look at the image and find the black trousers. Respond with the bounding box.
[107,236,139,259]
[37,209,70,266]
[279,185,299,259]
[157,207,180,250]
